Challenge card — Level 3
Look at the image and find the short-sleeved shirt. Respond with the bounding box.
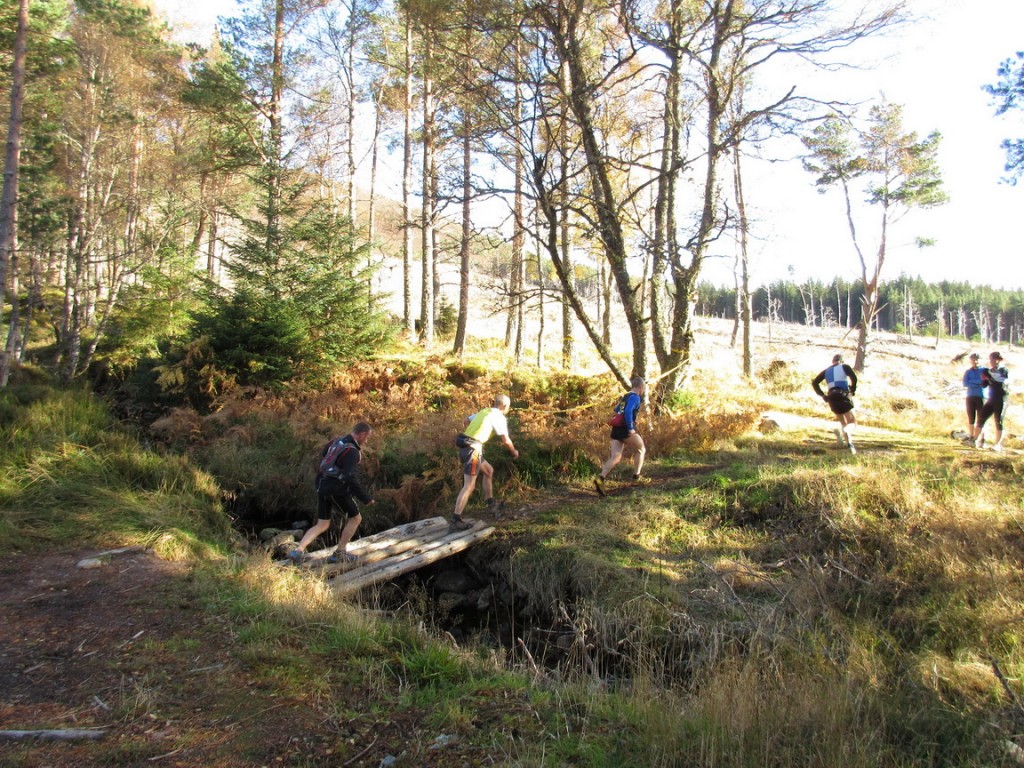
[462,407,510,445]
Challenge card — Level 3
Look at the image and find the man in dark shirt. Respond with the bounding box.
[811,354,859,454]
[289,422,375,564]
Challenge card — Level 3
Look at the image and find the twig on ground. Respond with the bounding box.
[148,747,183,761]
[342,735,378,766]
[516,637,540,676]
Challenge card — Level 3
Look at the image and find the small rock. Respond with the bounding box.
[429,734,455,750]
[1004,740,1024,766]
[257,528,283,542]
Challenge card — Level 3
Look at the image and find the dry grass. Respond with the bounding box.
[128,319,1024,764]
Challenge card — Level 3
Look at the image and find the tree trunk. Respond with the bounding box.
[266,0,285,262]
[732,143,752,376]
[401,13,414,335]
[506,49,525,362]
[535,215,544,367]
[651,32,680,367]
[419,36,435,345]
[346,0,358,254]
[544,4,645,382]
[533,159,628,386]
[453,125,471,356]
[0,0,28,386]
[207,207,219,282]
[560,205,573,370]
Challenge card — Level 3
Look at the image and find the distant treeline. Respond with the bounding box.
[695,276,1024,344]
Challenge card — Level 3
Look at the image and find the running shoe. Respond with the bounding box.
[594,476,606,497]
[449,516,474,532]
[286,549,309,565]
[327,551,359,564]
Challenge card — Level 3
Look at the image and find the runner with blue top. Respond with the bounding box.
[962,353,986,445]
[594,376,647,496]
[811,354,858,454]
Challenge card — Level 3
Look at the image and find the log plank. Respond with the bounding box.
[276,517,450,567]
[331,522,495,596]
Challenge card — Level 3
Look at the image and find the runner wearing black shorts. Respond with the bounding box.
[975,351,1009,451]
[812,354,859,454]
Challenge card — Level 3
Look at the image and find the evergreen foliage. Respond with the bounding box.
[984,50,1024,183]
[218,174,394,387]
[696,276,1024,343]
[193,287,308,388]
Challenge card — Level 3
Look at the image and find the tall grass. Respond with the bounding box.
[5,339,1024,766]
[0,386,233,556]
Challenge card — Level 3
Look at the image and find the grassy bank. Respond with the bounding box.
[2,335,1024,766]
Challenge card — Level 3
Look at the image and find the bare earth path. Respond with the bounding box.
[0,549,379,766]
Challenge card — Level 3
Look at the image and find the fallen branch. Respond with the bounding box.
[516,637,540,676]
[992,657,1024,721]
[0,728,107,741]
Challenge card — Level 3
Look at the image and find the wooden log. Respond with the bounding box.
[320,531,458,576]
[348,517,450,557]
[0,728,107,741]
[319,518,456,572]
[331,523,495,596]
[276,517,450,567]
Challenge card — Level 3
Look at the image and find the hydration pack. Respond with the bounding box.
[319,438,355,480]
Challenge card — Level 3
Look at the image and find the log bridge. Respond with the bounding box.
[279,516,495,596]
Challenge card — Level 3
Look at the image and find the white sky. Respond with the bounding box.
[733,0,1024,292]
[152,0,1024,291]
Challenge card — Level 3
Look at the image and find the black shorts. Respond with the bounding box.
[979,397,1007,431]
[965,396,984,425]
[455,434,483,476]
[610,425,633,442]
[314,476,359,521]
[826,389,854,415]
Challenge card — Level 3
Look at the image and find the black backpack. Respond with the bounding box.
[319,437,355,480]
